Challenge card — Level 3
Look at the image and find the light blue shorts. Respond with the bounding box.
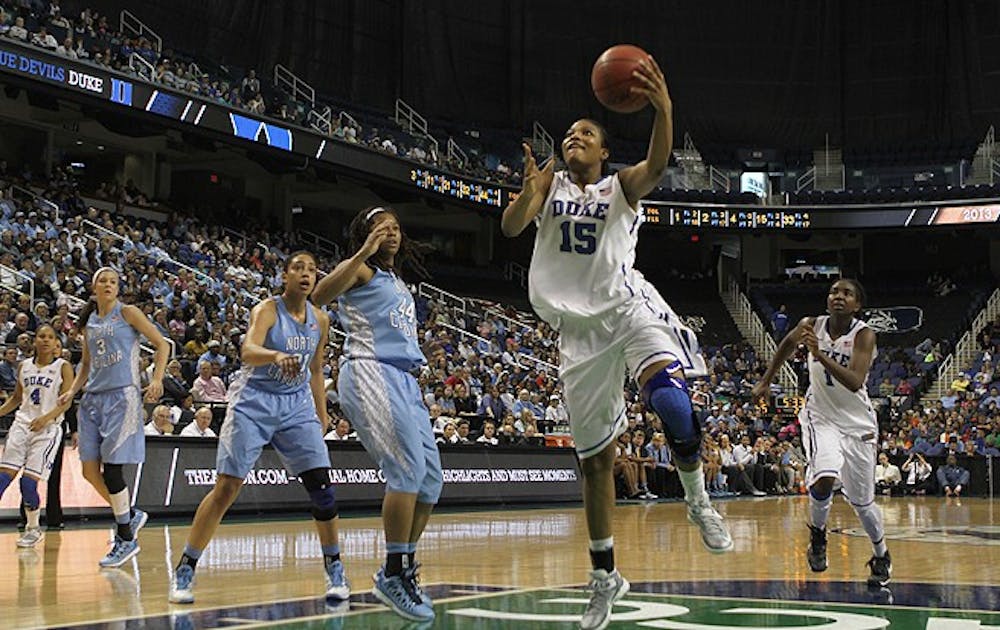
[78,386,145,464]
[216,381,331,479]
[338,359,442,504]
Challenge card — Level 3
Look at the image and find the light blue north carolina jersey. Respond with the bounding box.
[246,296,321,394]
[85,302,140,393]
[338,269,425,372]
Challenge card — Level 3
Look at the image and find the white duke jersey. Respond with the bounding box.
[803,316,876,432]
[15,357,66,425]
[529,171,647,327]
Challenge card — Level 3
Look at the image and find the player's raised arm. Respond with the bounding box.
[501,143,554,237]
[618,55,672,207]
[311,221,389,305]
[752,317,815,402]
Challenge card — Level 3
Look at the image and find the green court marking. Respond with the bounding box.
[257,589,1000,628]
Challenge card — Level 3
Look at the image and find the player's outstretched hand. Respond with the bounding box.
[57,390,74,407]
[630,55,671,112]
[145,378,164,402]
[520,142,554,198]
[274,352,301,379]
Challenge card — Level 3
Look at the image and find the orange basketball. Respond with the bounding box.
[591,44,649,114]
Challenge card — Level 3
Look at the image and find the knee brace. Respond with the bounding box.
[641,364,702,464]
[300,468,339,522]
[102,464,127,494]
[19,476,40,510]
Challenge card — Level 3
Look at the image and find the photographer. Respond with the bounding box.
[936,454,970,497]
[901,452,933,495]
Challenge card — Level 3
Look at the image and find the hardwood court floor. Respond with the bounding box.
[3,496,1000,629]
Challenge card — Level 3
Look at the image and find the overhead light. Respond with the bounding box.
[97,145,104,150]
[75,140,83,145]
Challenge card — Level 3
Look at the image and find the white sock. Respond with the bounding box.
[26,507,40,529]
[109,489,131,522]
[679,465,709,505]
[852,500,887,557]
[809,492,833,530]
[588,536,614,552]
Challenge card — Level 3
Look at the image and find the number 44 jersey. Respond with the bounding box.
[529,171,657,329]
[338,268,426,372]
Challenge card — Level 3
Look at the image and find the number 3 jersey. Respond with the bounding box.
[803,315,877,432]
[16,357,67,425]
[338,268,426,372]
[529,171,659,329]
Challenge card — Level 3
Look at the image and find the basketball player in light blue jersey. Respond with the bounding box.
[169,251,350,606]
[754,279,891,588]
[58,267,170,567]
[313,206,440,623]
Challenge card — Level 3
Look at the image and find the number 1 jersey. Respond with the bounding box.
[529,171,651,329]
[803,315,877,432]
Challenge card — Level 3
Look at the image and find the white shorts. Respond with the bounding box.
[559,293,707,460]
[800,410,877,506]
[0,419,64,481]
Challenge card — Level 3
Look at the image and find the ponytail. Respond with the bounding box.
[78,297,97,327]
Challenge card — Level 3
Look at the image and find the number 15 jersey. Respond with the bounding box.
[529,171,648,329]
[803,315,877,432]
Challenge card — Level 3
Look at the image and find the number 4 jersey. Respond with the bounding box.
[530,171,652,329]
[16,357,67,426]
[802,315,877,432]
[338,268,426,372]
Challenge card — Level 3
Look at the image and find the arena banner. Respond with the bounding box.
[863,306,924,333]
[126,439,582,515]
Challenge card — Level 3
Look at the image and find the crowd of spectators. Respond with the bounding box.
[0,0,523,188]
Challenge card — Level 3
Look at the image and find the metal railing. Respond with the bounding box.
[447,137,468,168]
[0,264,33,305]
[709,165,730,193]
[532,121,554,158]
[80,219,217,288]
[120,9,162,52]
[10,185,60,219]
[299,230,341,261]
[795,166,816,193]
[308,106,332,136]
[723,280,798,393]
[418,283,466,319]
[129,52,155,82]
[926,288,1000,402]
[394,98,439,154]
[273,63,315,106]
[504,261,527,290]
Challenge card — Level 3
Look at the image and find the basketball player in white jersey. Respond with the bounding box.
[502,54,731,630]
[0,324,74,547]
[753,279,891,587]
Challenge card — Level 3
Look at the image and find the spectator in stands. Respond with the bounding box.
[719,434,765,496]
[452,383,476,418]
[241,70,260,101]
[936,454,970,497]
[771,304,789,341]
[895,379,915,397]
[874,453,902,496]
[518,423,545,448]
[198,339,227,368]
[613,432,641,499]
[476,421,498,446]
[15,333,32,361]
[455,421,473,444]
[190,360,227,403]
[162,359,190,405]
[436,422,459,446]
[6,16,27,41]
[5,312,29,344]
[31,26,58,50]
[0,346,18,393]
[324,418,355,441]
[878,378,895,398]
[902,452,933,495]
[545,394,568,427]
[55,37,76,59]
[145,405,175,436]
[951,372,972,394]
[437,385,457,415]
[940,389,959,410]
[180,407,217,438]
[512,388,542,420]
